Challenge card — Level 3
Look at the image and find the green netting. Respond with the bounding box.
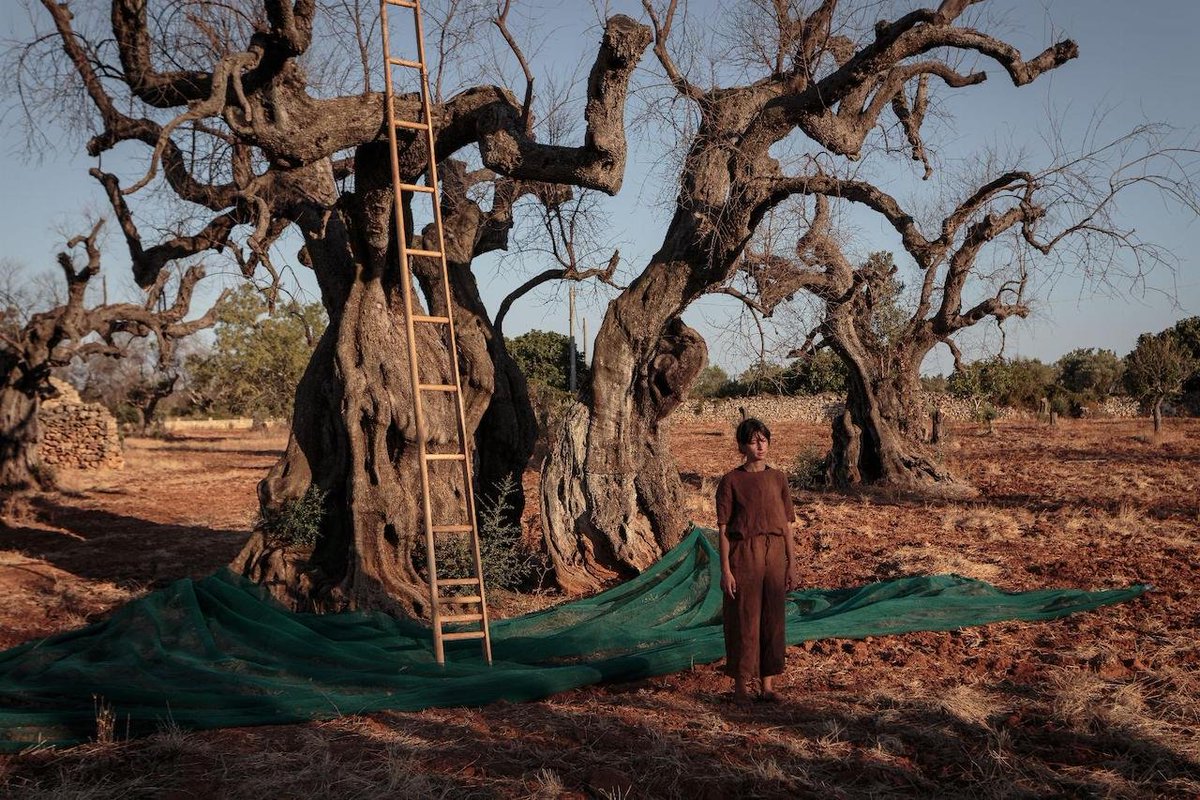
[0,526,1146,751]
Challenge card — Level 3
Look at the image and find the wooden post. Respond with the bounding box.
[568,285,577,393]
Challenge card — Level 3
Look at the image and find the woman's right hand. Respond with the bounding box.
[720,569,737,598]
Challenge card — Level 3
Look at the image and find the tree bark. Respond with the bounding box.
[827,409,862,486]
[540,250,708,593]
[232,152,490,615]
[0,385,40,495]
[1152,398,1163,434]
[833,351,960,489]
[822,294,967,492]
[415,212,537,529]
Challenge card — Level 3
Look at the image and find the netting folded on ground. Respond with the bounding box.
[0,526,1147,750]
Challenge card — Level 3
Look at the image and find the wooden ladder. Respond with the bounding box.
[379,0,492,665]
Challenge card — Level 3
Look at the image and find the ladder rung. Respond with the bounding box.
[418,383,458,392]
[441,613,483,623]
[424,452,467,461]
[441,631,487,641]
[437,595,483,604]
[437,577,480,587]
[398,183,436,194]
[431,524,473,533]
[393,119,430,131]
[385,0,417,6]
[388,57,424,70]
[411,314,451,324]
[405,248,443,258]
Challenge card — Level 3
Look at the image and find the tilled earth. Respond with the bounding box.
[0,418,1197,798]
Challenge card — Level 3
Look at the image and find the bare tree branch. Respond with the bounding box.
[493,0,535,134]
[641,0,704,100]
[494,250,621,333]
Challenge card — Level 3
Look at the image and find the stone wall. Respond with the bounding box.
[1089,396,1140,418]
[672,392,1142,426]
[162,417,283,432]
[39,380,124,470]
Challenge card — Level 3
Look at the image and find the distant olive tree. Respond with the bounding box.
[1,222,223,494]
[784,350,847,395]
[1124,333,1196,433]
[948,357,1011,412]
[186,285,326,420]
[690,365,730,398]
[1055,348,1125,413]
[1164,316,1200,394]
[505,330,587,393]
[948,357,1055,412]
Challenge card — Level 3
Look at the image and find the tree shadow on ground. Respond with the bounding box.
[355,681,1199,798]
[0,497,246,587]
[10,676,1192,799]
[138,445,287,459]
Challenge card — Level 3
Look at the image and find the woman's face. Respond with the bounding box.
[739,431,770,463]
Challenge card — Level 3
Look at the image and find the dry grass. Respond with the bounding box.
[881,544,1004,581]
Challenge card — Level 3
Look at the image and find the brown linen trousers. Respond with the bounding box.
[722,533,788,681]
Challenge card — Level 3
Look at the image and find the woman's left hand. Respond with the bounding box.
[785,561,801,592]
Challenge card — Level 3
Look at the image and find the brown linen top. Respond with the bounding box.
[715,465,795,539]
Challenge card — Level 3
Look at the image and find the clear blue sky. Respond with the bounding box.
[3,0,1198,376]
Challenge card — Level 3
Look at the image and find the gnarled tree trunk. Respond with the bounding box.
[541,247,708,594]
[233,151,493,615]
[832,347,958,489]
[823,297,967,492]
[418,215,536,527]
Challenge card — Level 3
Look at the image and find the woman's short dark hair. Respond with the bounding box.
[735,417,771,446]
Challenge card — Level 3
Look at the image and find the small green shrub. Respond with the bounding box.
[974,403,999,424]
[258,485,326,549]
[113,403,141,427]
[433,474,543,590]
[789,446,827,489]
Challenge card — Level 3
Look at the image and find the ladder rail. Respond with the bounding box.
[380,0,445,665]
[412,0,494,664]
[379,0,491,666]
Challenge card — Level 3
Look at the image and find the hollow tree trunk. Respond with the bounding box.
[0,383,40,494]
[232,151,491,616]
[540,255,707,594]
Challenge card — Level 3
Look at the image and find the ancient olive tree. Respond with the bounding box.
[731,119,1194,491]
[32,0,647,612]
[0,221,223,494]
[540,0,1089,589]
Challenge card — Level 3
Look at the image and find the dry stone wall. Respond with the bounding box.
[39,379,124,470]
[672,393,1141,426]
